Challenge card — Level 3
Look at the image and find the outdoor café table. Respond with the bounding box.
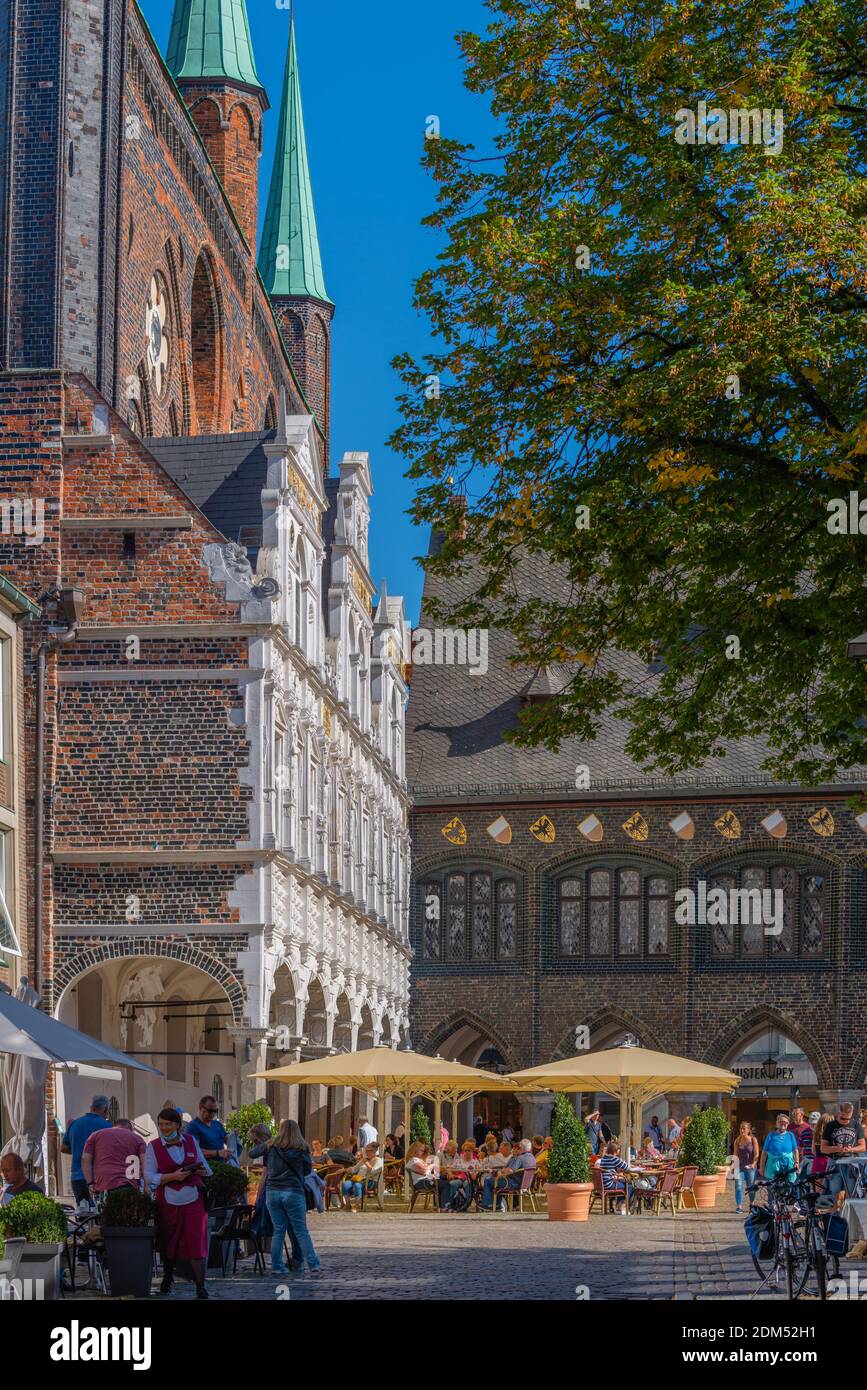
[630,1168,665,1213]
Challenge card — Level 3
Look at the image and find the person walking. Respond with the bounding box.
[584,1110,605,1156]
[184,1096,238,1166]
[732,1121,760,1212]
[61,1095,111,1204]
[790,1108,814,1160]
[249,1119,321,1277]
[357,1115,378,1148]
[144,1108,211,1300]
[759,1114,799,1181]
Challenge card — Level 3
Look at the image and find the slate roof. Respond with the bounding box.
[145,430,272,562]
[406,540,866,804]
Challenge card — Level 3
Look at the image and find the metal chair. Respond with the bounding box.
[516,1167,538,1214]
[211,1204,265,1277]
[648,1166,679,1216]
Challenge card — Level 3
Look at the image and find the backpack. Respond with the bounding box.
[745,1206,776,1261]
[449,1183,473,1213]
[825,1211,850,1257]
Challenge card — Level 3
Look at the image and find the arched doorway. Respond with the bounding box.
[425,1019,522,1142]
[190,252,223,432]
[55,955,237,1151]
[726,1026,821,1143]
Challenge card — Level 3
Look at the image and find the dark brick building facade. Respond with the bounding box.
[407,546,867,1139]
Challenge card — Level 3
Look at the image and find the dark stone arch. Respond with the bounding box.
[550,1006,667,1062]
[419,1009,521,1073]
[52,940,245,1024]
[702,1004,834,1090]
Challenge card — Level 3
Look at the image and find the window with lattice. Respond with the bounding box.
[556,865,673,960]
[420,870,520,962]
[708,861,826,960]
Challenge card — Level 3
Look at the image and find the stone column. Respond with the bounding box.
[519,1092,556,1139]
[230,1029,270,1106]
[306,1084,329,1145]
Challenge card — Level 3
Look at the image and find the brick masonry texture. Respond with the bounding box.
[54,865,247,925]
[410,794,867,1089]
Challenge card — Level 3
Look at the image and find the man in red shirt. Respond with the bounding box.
[81,1118,146,1195]
[790,1107,814,1160]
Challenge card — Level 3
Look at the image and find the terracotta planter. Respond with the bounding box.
[693,1175,719,1210]
[715,1165,728,1196]
[545,1182,594,1222]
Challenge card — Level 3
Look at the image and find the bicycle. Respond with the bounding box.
[747,1172,837,1300]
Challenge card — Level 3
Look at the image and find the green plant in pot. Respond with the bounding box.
[678,1108,720,1209]
[201,1161,250,1271]
[545,1094,593,1222]
[100,1187,157,1299]
[3,1191,68,1300]
[704,1106,730,1195]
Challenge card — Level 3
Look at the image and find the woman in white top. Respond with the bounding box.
[406,1141,451,1210]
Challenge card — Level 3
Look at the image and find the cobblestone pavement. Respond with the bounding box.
[67,1208,867,1302]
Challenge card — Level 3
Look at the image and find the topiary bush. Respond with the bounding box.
[547,1094,591,1185]
[100,1187,156,1228]
[410,1104,432,1149]
[705,1107,729,1167]
[3,1192,68,1244]
[225,1101,275,1152]
[678,1108,718,1176]
[203,1160,249,1211]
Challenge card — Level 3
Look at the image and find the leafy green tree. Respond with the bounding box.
[392,0,867,784]
[226,1101,275,1151]
[547,1093,591,1183]
[679,1108,718,1175]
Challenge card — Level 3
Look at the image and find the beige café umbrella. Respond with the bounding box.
[508,1046,739,1158]
[254,1046,517,1199]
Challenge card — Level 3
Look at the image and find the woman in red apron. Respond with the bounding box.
[144,1108,212,1299]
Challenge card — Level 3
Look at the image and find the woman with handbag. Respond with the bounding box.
[144,1107,212,1299]
[249,1119,321,1277]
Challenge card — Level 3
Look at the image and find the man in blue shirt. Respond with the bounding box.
[184,1096,238,1166]
[62,1095,111,1203]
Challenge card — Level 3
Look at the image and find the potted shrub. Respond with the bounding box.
[0,1231,26,1292]
[101,1187,157,1298]
[410,1104,432,1149]
[678,1109,719,1209]
[705,1107,730,1195]
[2,1191,67,1299]
[203,1161,249,1270]
[545,1094,593,1221]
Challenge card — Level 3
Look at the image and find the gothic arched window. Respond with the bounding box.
[705,859,826,959]
[555,863,674,960]
[422,870,519,963]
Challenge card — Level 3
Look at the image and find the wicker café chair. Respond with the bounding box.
[676,1165,699,1210]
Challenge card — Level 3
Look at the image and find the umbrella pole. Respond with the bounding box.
[434,1094,442,1154]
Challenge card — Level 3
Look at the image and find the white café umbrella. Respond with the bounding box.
[0,983,160,1174]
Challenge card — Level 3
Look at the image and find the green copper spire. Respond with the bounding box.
[258,19,332,305]
[166,0,265,93]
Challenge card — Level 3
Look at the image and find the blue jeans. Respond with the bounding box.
[734,1167,756,1207]
[482,1173,521,1210]
[265,1187,320,1273]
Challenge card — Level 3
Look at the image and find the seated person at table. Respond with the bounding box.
[481,1139,536,1211]
[1,1153,44,1206]
[310,1139,326,1162]
[637,1133,661,1162]
[324,1135,355,1168]
[384,1133,404,1161]
[439,1142,473,1208]
[406,1142,451,1209]
[459,1139,480,1170]
[532,1137,550,1181]
[598,1141,634,1213]
[340,1143,383,1210]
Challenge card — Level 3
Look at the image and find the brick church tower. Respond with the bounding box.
[166,0,270,256]
[258,16,334,461]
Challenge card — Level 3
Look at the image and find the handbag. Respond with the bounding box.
[825,1211,850,1257]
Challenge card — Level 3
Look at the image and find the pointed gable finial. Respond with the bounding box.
[258,14,332,304]
[375,579,389,623]
[167,0,266,94]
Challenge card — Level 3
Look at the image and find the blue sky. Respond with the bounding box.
[141,0,494,623]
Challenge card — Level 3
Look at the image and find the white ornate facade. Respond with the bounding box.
[225,396,412,1100]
